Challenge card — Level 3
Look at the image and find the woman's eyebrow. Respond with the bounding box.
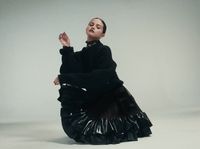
[96,24,102,27]
[89,21,102,27]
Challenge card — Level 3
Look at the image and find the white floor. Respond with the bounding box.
[1,111,200,149]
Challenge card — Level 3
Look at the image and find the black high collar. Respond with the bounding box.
[85,40,100,47]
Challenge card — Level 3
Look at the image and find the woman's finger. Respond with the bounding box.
[63,32,69,39]
[59,33,63,39]
[62,34,69,42]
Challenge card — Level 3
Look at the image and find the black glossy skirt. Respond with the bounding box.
[57,84,153,144]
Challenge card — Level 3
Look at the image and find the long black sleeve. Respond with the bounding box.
[59,46,83,73]
[58,46,122,93]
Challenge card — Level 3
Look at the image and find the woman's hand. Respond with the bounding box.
[59,32,70,47]
[53,76,60,85]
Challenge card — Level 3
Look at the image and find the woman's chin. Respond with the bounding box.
[87,35,97,40]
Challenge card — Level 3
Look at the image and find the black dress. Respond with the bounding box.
[57,40,153,144]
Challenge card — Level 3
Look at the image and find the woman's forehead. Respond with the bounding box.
[89,18,103,26]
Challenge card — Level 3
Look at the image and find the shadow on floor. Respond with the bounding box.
[47,137,80,145]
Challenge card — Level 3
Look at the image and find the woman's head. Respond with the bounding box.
[86,17,107,41]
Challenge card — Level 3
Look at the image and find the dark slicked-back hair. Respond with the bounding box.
[92,17,107,34]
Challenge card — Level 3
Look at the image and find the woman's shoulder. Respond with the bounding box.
[98,41,110,49]
[97,43,112,57]
[96,40,110,50]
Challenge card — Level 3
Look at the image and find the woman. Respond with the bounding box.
[53,17,153,144]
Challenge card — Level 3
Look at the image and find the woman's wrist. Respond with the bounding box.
[62,43,70,47]
[63,45,70,48]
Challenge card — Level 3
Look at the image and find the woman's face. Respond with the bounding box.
[86,18,105,41]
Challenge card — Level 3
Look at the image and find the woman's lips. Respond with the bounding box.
[89,29,94,33]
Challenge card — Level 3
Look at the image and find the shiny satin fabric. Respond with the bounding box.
[58,84,153,144]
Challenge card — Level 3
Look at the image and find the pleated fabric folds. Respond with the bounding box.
[58,84,153,144]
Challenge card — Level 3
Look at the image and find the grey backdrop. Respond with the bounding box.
[0,0,199,122]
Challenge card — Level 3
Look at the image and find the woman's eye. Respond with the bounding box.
[89,23,94,26]
[97,26,101,29]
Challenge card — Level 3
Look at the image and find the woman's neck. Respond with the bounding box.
[85,39,100,47]
[86,36,100,42]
